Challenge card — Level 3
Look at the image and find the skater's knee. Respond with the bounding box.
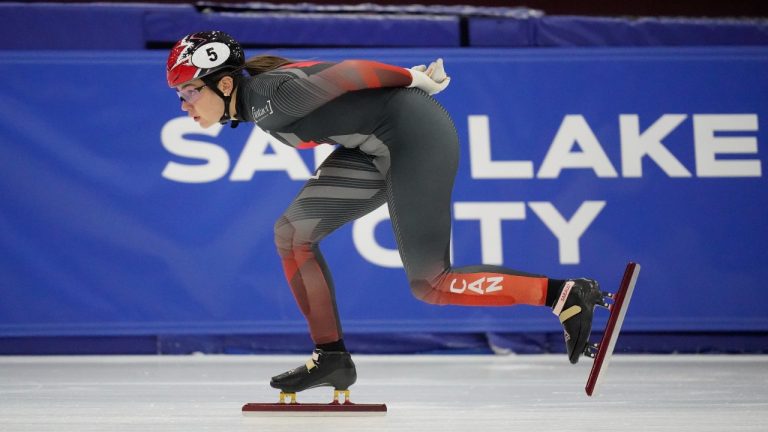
[274,218,295,255]
[274,217,317,256]
[408,279,442,305]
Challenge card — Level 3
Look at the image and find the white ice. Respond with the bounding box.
[1,354,767,432]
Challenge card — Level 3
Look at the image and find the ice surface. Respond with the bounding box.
[1,354,766,431]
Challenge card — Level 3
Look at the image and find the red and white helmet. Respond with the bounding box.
[166,31,245,88]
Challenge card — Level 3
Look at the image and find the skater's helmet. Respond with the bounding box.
[166,31,245,88]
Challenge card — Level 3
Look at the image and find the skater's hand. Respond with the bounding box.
[407,59,450,95]
[411,59,448,83]
[425,58,448,84]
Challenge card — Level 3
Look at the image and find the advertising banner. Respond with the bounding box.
[1,47,766,337]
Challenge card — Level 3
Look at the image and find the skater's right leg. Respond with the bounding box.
[272,147,386,394]
[274,147,386,345]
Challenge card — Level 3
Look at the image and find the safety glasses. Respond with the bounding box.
[176,84,207,104]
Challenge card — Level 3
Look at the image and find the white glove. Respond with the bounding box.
[407,58,450,95]
[411,58,448,82]
[425,58,448,83]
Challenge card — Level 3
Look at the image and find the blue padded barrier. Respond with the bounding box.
[193,2,540,18]
[468,17,533,47]
[0,3,461,49]
[0,3,183,50]
[469,15,768,47]
[143,9,460,47]
[2,3,767,50]
[536,16,768,47]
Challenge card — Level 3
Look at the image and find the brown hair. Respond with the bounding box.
[202,55,295,94]
[242,55,293,76]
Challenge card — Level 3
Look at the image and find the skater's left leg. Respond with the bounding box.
[381,90,601,363]
[380,93,553,307]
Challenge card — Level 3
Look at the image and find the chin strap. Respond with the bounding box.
[204,77,240,128]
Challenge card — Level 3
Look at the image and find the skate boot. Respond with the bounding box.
[270,349,357,402]
[552,278,605,364]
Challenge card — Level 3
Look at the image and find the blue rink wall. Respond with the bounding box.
[1,6,767,354]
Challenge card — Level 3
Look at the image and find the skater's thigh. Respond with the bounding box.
[277,147,388,244]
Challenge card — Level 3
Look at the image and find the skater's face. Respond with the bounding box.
[176,77,233,129]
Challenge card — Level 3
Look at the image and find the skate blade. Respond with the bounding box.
[242,402,387,417]
[585,261,640,397]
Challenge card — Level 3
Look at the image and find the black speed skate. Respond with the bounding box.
[552,278,607,364]
[270,349,357,403]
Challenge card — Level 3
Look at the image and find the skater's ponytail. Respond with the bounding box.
[243,55,294,76]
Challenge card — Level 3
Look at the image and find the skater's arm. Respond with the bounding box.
[261,60,448,124]
[266,60,407,119]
